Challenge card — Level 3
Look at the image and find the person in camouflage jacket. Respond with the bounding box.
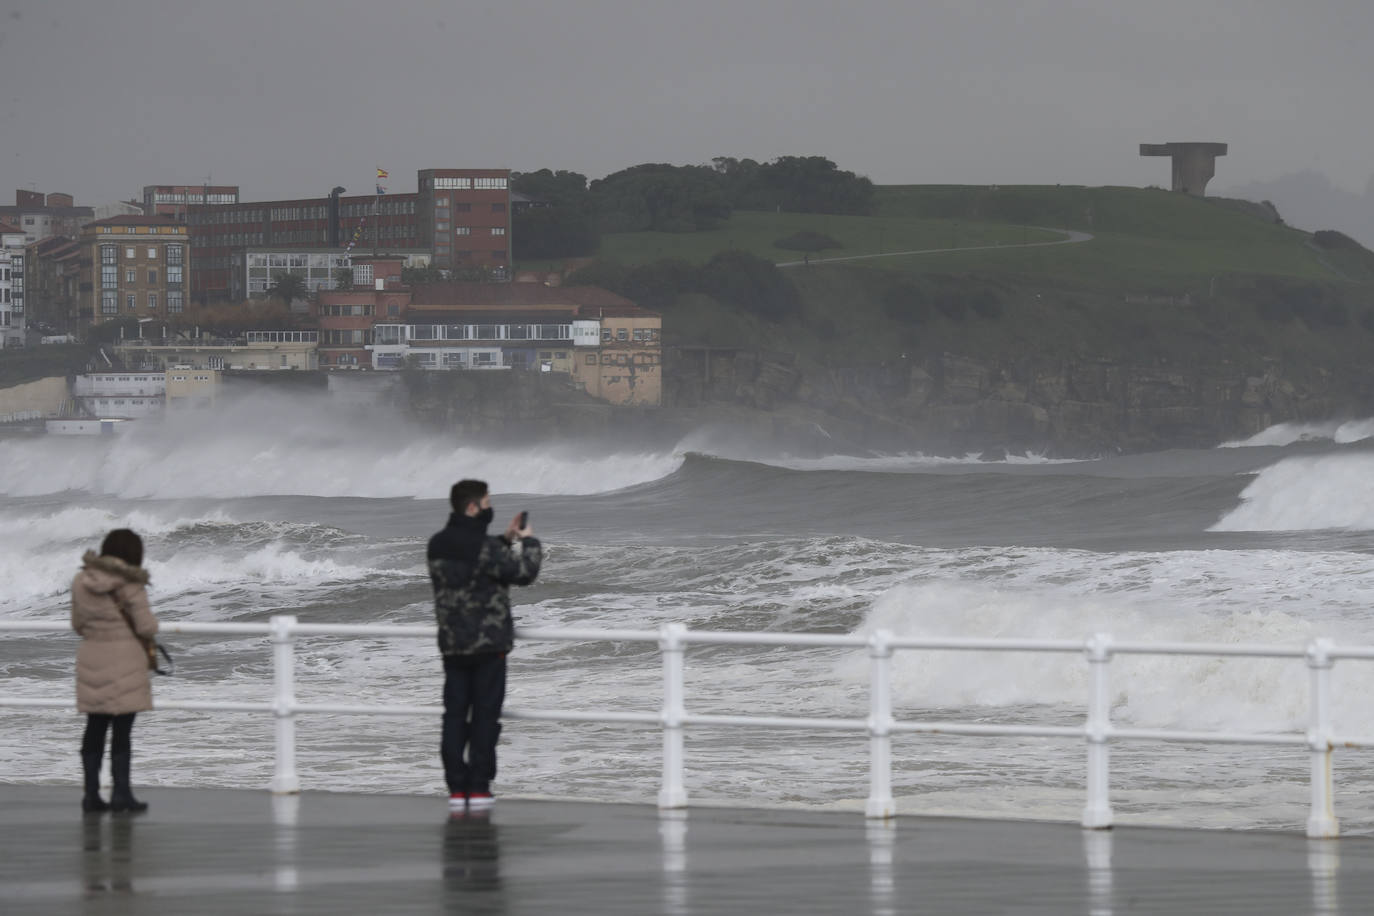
[428,479,541,810]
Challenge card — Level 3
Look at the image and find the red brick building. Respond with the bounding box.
[186,168,510,303]
[314,255,411,367]
[142,185,240,219]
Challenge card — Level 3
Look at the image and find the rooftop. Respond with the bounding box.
[82,215,187,229]
[410,282,655,317]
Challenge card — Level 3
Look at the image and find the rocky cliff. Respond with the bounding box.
[663,347,1374,456]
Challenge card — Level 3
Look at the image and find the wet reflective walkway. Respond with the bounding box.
[3,784,1373,914]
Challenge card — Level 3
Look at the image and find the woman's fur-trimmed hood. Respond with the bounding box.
[80,550,150,588]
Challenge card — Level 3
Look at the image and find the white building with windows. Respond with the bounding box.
[114,330,319,371]
[367,317,597,371]
[234,248,431,299]
[72,372,166,418]
[0,221,26,346]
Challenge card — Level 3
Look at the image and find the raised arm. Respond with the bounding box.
[482,537,542,587]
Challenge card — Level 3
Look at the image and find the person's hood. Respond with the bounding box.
[77,550,150,594]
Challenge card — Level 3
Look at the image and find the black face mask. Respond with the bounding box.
[474,507,494,527]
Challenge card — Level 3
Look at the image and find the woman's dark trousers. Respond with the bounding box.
[82,713,145,813]
[441,653,507,795]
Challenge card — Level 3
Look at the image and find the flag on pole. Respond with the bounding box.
[376,168,389,179]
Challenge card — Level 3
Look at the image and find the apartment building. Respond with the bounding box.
[184,168,510,301]
[24,236,82,331]
[314,256,412,367]
[80,216,188,325]
[234,247,431,299]
[143,184,240,218]
[0,190,95,245]
[368,283,662,406]
[0,221,25,346]
[115,331,319,372]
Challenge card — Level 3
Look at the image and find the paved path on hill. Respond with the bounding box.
[3,783,1373,914]
[775,227,1095,268]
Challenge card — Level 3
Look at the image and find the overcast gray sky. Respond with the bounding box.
[2,0,1371,205]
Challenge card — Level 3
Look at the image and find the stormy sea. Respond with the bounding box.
[5,393,1374,833]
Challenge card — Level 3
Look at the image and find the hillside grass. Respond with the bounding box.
[531,185,1356,293]
[591,210,1061,266]
[526,183,1374,377]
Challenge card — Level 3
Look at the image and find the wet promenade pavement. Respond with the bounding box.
[3,784,1374,914]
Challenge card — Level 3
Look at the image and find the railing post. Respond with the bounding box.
[1081,633,1113,829]
[658,623,688,809]
[270,614,299,794]
[1306,638,1339,838]
[866,629,895,819]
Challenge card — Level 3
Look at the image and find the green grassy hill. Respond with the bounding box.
[557,185,1374,373]
[589,185,1371,287]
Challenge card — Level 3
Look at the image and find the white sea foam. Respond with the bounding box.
[1218,417,1374,448]
[0,392,684,498]
[844,575,1374,735]
[756,451,1081,472]
[1211,453,1374,531]
[0,506,395,617]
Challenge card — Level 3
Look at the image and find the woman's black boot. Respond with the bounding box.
[109,752,147,814]
[81,749,108,813]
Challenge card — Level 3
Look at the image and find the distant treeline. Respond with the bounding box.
[512,156,874,259]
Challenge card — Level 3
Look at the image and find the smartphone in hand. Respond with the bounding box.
[516,511,529,529]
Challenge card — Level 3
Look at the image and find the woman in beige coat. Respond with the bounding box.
[72,529,159,814]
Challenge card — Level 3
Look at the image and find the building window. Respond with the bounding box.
[148,292,157,310]
[352,264,373,285]
[125,268,136,284]
[490,227,505,236]
[167,244,183,265]
[125,247,136,259]
[147,247,157,258]
[474,178,507,189]
[101,265,118,287]
[585,354,596,364]
[101,245,117,265]
[455,227,470,235]
[617,328,628,341]
[167,266,182,284]
[168,291,183,313]
[148,269,158,284]
[602,328,611,341]
[126,293,136,311]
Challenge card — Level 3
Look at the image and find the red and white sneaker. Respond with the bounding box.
[448,792,467,811]
[467,791,495,811]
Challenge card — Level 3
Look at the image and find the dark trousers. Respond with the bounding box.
[82,713,136,796]
[83,713,135,760]
[441,653,506,795]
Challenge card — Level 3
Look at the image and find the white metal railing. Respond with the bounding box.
[0,617,1369,837]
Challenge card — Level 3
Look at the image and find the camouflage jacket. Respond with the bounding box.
[428,515,542,656]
